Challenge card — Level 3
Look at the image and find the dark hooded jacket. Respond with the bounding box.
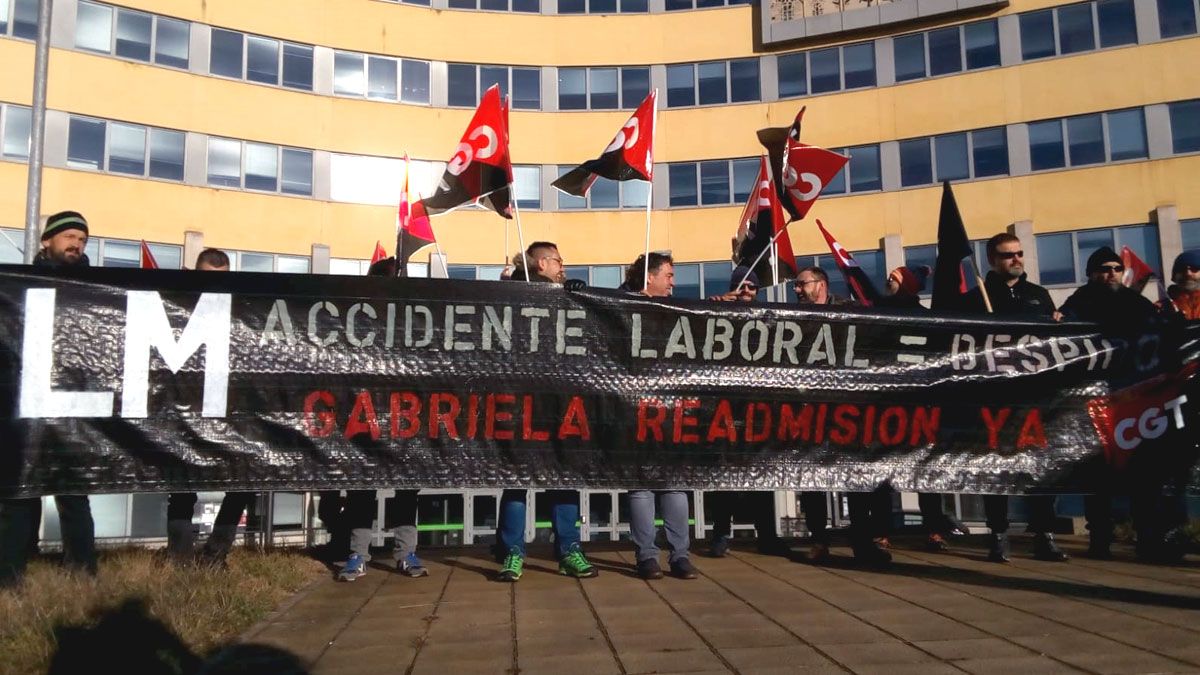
[1059,281,1158,326]
[960,271,1055,317]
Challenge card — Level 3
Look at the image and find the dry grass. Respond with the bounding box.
[0,547,324,675]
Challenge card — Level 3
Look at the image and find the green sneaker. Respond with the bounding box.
[558,547,598,579]
[497,548,524,582]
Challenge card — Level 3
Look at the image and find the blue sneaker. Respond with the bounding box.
[398,552,429,578]
[338,553,366,582]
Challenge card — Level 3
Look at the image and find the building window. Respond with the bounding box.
[555,166,645,209]
[899,138,933,187]
[1107,108,1147,160]
[842,43,876,89]
[1067,114,1105,166]
[154,17,189,69]
[777,52,807,98]
[729,59,760,102]
[281,148,313,196]
[1097,0,1137,46]
[246,36,280,86]
[809,48,840,93]
[1036,225,1159,285]
[901,127,1008,187]
[697,62,727,105]
[732,158,758,203]
[964,20,1001,69]
[107,122,145,175]
[927,26,962,76]
[75,1,112,54]
[369,56,399,101]
[512,68,540,110]
[1158,0,1198,37]
[621,68,651,109]
[971,127,1009,177]
[666,64,696,107]
[591,68,620,109]
[209,28,244,79]
[935,133,969,182]
[1,105,31,160]
[668,163,698,206]
[4,0,37,39]
[207,138,242,187]
[699,160,730,204]
[1029,120,1066,170]
[148,128,185,181]
[402,59,431,105]
[1181,218,1200,250]
[1020,10,1057,60]
[205,138,313,196]
[447,63,477,107]
[559,68,587,110]
[893,34,926,82]
[1169,100,1200,153]
[67,116,106,170]
[1057,2,1097,54]
[115,8,152,61]
[847,145,881,193]
[282,44,314,91]
[513,165,541,209]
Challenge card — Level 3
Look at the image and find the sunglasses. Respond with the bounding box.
[1097,265,1125,274]
[995,251,1024,260]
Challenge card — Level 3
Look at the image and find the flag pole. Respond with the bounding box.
[642,88,658,291]
[967,256,994,313]
[738,223,791,291]
[395,155,410,278]
[511,193,530,282]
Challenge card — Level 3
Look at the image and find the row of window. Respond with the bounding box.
[384,0,751,13]
[32,0,1198,113]
[1028,108,1148,171]
[898,128,1009,187]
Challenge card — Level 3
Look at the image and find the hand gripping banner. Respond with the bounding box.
[0,265,1196,498]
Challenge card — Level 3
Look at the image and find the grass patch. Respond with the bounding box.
[0,547,324,675]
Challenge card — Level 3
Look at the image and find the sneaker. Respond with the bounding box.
[925,533,950,553]
[1032,533,1069,562]
[398,552,429,578]
[497,548,524,582]
[558,547,598,578]
[874,537,892,550]
[636,558,663,580]
[1086,537,1113,560]
[707,536,731,558]
[987,533,1011,563]
[807,542,831,564]
[338,553,367,582]
[669,558,699,580]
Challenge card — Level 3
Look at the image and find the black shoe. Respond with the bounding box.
[1033,534,1069,562]
[669,558,699,580]
[987,533,1011,563]
[925,533,950,552]
[1086,538,1113,560]
[707,536,731,558]
[853,542,892,566]
[637,558,663,580]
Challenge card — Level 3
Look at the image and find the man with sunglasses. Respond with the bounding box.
[962,233,1067,563]
[1167,249,1200,320]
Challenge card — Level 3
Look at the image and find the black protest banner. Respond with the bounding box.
[0,265,1196,498]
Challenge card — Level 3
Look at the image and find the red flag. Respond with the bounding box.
[396,154,437,276]
[1120,246,1156,290]
[140,240,158,269]
[780,143,849,221]
[421,85,513,218]
[370,241,387,266]
[816,220,881,307]
[552,90,656,197]
[734,155,797,285]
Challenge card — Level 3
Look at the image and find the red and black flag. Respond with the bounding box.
[816,220,880,307]
[396,154,438,276]
[734,155,797,286]
[931,181,975,311]
[756,107,848,222]
[420,84,513,219]
[139,241,158,269]
[370,241,387,266]
[553,90,656,197]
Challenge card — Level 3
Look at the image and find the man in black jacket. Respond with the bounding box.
[961,233,1068,563]
[0,211,98,586]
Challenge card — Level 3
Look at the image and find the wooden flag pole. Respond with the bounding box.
[968,256,994,313]
[642,88,658,292]
[737,223,792,292]
[511,194,530,282]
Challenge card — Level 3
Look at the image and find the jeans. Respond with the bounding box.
[343,490,421,562]
[498,489,580,559]
[985,495,1057,534]
[1,496,96,584]
[628,490,690,563]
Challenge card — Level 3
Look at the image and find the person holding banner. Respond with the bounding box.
[1169,250,1200,319]
[624,253,699,580]
[0,211,97,586]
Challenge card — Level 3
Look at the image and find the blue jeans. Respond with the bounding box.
[628,490,691,563]
[498,489,580,558]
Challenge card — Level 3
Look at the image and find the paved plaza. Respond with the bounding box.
[245,536,1200,674]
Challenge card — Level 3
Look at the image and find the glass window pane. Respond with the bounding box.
[1107,109,1147,161]
[1076,229,1115,282]
[1058,3,1097,54]
[810,48,840,93]
[67,117,105,170]
[447,64,477,107]
[147,244,182,270]
[239,253,274,273]
[698,161,730,205]
[1170,100,1200,153]
[281,148,313,196]
[513,165,541,209]
[848,145,881,192]
[480,0,506,9]
[334,52,365,96]
[1067,114,1105,166]
[447,0,475,7]
[1036,232,1075,285]
[666,0,692,9]
[777,52,807,97]
[512,68,540,110]
[282,43,313,91]
[207,138,241,187]
[1097,0,1137,46]
[899,138,933,187]
[1029,120,1066,170]
[558,0,585,12]
[276,256,310,274]
[621,0,649,10]
[669,163,698,206]
[893,34,926,82]
[1158,0,1198,38]
[927,27,962,76]
[557,167,587,209]
[729,59,759,102]
[1020,10,1057,60]
[108,122,145,175]
[115,9,151,61]
[75,2,112,54]
[666,64,695,108]
[621,67,650,109]
[732,158,759,203]
[558,68,587,110]
[843,43,876,89]
[13,0,36,39]
[592,0,618,11]
[480,65,508,100]
[148,128,185,181]
[593,265,622,288]
[674,263,701,300]
[245,143,278,192]
[623,180,650,208]
[0,0,9,35]
[591,68,619,109]
[825,149,847,194]
[591,177,619,208]
[102,241,140,268]
[934,133,969,181]
[1180,218,1200,250]
[2,106,31,159]
[702,262,732,297]
[697,62,727,105]
[971,127,1009,177]
[402,60,431,105]
[368,57,398,100]
[964,20,1001,69]
[905,244,938,272]
[246,36,280,85]
[514,0,540,11]
[1117,224,1161,274]
[154,17,189,69]
[210,29,244,78]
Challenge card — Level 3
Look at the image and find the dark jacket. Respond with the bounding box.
[1060,281,1158,325]
[960,272,1055,317]
[506,266,553,283]
[32,249,90,269]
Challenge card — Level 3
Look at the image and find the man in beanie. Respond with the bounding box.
[1168,249,1200,320]
[0,211,97,587]
[1060,246,1159,324]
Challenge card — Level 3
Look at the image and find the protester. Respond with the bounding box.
[0,211,98,586]
[492,243,596,582]
[1167,249,1200,320]
[961,233,1067,563]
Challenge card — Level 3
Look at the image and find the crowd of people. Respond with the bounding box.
[0,211,1196,588]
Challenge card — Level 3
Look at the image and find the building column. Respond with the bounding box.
[1010,219,1037,283]
[310,244,330,274]
[1156,205,1182,279]
[183,230,205,268]
[882,233,904,273]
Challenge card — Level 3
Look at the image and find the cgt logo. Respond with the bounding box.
[1087,363,1196,467]
[446,125,499,177]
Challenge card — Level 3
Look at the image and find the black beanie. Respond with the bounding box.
[1085,246,1121,274]
[41,211,89,241]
